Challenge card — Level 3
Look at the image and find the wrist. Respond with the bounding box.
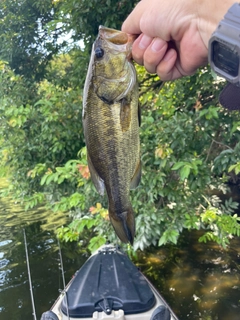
[196,0,237,48]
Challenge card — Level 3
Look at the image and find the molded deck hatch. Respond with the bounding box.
[61,247,156,317]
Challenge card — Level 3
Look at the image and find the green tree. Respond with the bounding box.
[0,60,83,198]
[0,0,62,81]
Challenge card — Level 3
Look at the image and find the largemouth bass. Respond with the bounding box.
[82,26,141,245]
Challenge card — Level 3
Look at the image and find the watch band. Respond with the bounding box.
[224,2,240,25]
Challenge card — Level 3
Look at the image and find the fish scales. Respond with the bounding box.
[83,26,141,244]
[85,88,139,208]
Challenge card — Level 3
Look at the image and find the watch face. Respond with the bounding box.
[212,40,239,77]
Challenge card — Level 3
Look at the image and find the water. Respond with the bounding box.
[135,233,240,320]
[0,187,88,320]
[0,183,240,320]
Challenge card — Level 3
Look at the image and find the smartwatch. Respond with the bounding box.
[209,3,240,86]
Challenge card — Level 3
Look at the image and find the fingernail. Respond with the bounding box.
[151,38,165,52]
[138,34,152,50]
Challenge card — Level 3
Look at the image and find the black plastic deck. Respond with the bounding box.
[61,246,156,318]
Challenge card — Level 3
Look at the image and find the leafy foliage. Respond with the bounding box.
[0,0,240,252]
[57,0,135,48]
[0,61,83,198]
[0,0,63,81]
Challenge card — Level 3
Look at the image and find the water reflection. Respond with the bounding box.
[0,190,88,320]
[135,231,240,320]
[0,182,240,319]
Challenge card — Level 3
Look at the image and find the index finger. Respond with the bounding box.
[122,0,171,41]
[121,2,144,35]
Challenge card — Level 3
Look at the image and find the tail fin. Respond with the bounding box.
[109,207,135,245]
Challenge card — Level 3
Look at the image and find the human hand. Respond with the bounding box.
[122,0,235,81]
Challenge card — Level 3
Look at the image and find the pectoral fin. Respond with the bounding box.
[120,98,131,132]
[120,99,140,132]
[130,160,141,189]
[87,153,105,196]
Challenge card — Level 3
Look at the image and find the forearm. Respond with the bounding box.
[197,0,237,48]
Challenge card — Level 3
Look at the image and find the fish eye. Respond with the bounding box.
[95,47,104,59]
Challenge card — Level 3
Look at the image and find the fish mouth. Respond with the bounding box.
[98,25,136,58]
[99,25,129,45]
